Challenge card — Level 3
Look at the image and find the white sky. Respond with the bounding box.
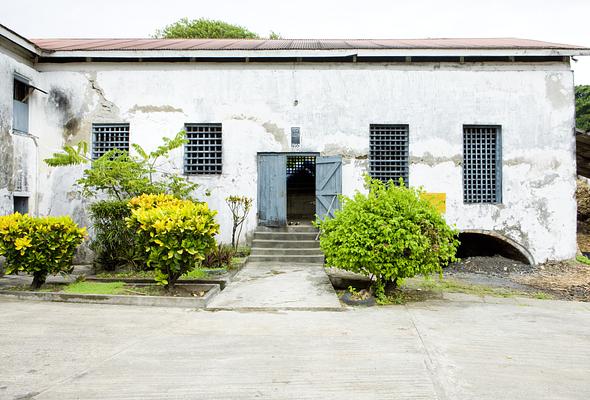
[2,0,589,84]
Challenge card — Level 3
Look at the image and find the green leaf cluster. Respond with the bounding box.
[576,85,590,132]
[315,177,459,300]
[202,243,236,269]
[154,18,260,39]
[126,194,220,289]
[44,130,199,201]
[44,142,89,167]
[0,214,86,288]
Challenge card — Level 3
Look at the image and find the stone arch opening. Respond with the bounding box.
[457,230,534,265]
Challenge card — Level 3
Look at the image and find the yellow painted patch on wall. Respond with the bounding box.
[420,193,446,214]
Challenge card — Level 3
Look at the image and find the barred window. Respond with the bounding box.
[184,123,222,175]
[369,124,409,185]
[92,123,130,160]
[463,125,502,203]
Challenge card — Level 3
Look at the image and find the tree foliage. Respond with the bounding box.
[44,130,198,200]
[315,177,459,300]
[154,18,260,39]
[576,85,590,132]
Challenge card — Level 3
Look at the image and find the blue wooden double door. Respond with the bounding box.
[257,153,342,227]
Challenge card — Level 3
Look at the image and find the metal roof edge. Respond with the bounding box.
[37,47,590,59]
[0,24,42,57]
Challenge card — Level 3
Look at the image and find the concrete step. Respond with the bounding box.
[248,254,325,264]
[256,225,318,233]
[252,239,320,249]
[251,248,324,256]
[253,231,318,241]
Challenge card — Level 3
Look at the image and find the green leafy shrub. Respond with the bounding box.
[202,243,236,269]
[88,200,144,271]
[0,214,86,289]
[126,194,219,289]
[315,177,459,300]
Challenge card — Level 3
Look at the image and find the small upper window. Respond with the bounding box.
[369,124,409,185]
[92,123,130,160]
[184,123,223,175]
[13,77,30,133]
[13,78,29,103]
[463,125,502,203]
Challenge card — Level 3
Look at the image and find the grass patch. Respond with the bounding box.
[410,277,552,300]
[180,269,207,279]
[96,270,155,279]
[231,256,245,269]
[63,281,126,295]
[97,266,229,280]
[235,246,251,257]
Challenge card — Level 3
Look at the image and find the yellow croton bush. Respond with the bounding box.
[0,213,86,288]
[126,194,219,289]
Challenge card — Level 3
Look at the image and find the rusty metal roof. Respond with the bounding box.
[30,37,588,52]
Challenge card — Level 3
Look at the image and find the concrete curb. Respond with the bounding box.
[0,284,220,308]
[205,306,346,312]
[85,257,249,290]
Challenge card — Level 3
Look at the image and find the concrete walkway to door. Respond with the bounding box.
[207,261,341,310]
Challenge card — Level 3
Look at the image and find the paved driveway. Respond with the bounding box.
[1,296,589,399]
[208,262,341,309]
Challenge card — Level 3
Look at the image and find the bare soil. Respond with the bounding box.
[129,284,207,298]
[445,256,590,302]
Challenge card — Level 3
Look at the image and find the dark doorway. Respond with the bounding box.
[286,155,316,223]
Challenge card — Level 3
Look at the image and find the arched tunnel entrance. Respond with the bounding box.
[456,230,534,265]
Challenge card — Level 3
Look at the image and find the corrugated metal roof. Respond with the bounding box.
[30,37,588,52]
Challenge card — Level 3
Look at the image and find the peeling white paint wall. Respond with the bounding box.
[0,48,39,216]
[2,60,574,263]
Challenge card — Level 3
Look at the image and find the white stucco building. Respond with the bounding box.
[1,24,588,264]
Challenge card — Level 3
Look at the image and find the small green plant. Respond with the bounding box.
[0,214,86,289]
[347,285,359,296]
[202,243,236,269]
[576,254,590,266]
[316,176,459,301]
[126,194,219,290]
[226,196,253,250]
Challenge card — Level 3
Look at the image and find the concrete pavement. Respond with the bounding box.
[207,262,341,309]
[1,296,589,399]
